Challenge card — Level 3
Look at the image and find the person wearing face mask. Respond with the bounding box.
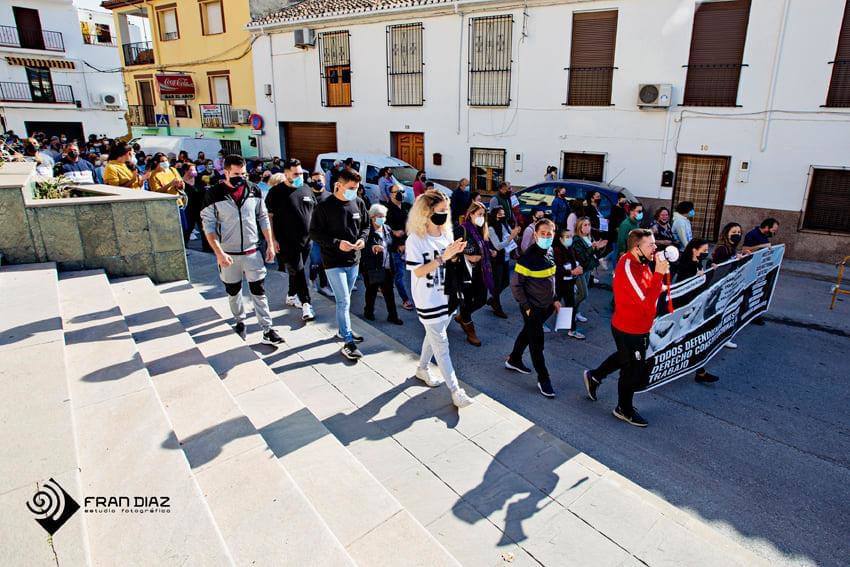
[487,206,520,319]
[405,190,474,408]
[743,218,779,254]
[553,229,585,340]
[450,177,472,231]
[180,161,204,244]
[455,202,493,346]
[60,143,97,184]
[606,192,630,256]
[257,170,272,198]
[672,201,695,251]
[385,184,414,310]
[265,159,317,322]
[309,168,371,360]
[583,229,669,427]
[572,217,608,323]
[104,142,149,189]
[306,171,333,296]
[200,154,283,346]
[550,187,571,231]
[412,170,427,198]
[650,207,676,249]
[149,152,185,197]
[378,167,398,203]
[583,191,603,237]
[521,207,547,252]
[713,222,746,264]
[504,218,561,398]
[362,204,404,325]
[488,182,522,228]
[616,202,644,259]
[674,238,721,382]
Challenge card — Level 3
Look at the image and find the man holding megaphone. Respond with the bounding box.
[582,228,671,427]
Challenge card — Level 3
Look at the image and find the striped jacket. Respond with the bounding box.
[511,245,556,311]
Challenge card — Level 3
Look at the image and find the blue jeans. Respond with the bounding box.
[604,242,618,268]
[391,251,410,303]
[326,265,359,343]
[309,242,328,287]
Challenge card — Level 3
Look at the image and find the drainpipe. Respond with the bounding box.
[456,6,464,136]
[266,31,279,157]
[760,0,791,152]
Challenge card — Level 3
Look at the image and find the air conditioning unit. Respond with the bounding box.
[100,92,120,106]
[294,28,316,48]
[230,108,251,124]
[637,83,672,108]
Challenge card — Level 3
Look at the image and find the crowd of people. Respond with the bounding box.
[4,130,779,427]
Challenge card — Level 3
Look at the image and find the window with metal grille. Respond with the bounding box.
[386,23,423,106]
[468,15,512,107]
[470,148,506,194]
[803,168,850,233]
[826,1,850,107]
[566,11,617,106]
[319,30,352,107]
[683,0,751,107]
[220,139,242,156]
[562,153,605,182]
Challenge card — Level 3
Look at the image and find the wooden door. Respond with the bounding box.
[392,132,424,172]
[13,7,44,50]
[325,65,351,107]
[283,122,338,171]
[672,154,730,241]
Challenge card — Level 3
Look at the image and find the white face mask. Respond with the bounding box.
[473,216,485,227]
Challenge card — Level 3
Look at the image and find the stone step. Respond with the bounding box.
[110,276,354,566]
[58,270,232,565]
[155,280,459,567]
[0,263,88,567]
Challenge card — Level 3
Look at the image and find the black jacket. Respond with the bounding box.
[361,225,394,275]
[553,243,580,297]
[385,200,411,251]
[511,245,556,311]
[265,183,315,246]
[309,196,370,268]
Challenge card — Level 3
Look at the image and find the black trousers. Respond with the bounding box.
[592,326,649,415]
[278,243,311,305]
[184,187,209,250]
[490,260,510,308]
[510,305,554,381]
[364,270,398,320]
[460,270,488,323]
[558,281,578,329]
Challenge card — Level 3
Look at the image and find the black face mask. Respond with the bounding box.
[698,252,709,262]
[766,231,774,239]
[730,234,742,245]
[228,176,246,189]
[430,212,448,226]
[393,191,404,202]
[67,151,78,160]
[637,248,652,265]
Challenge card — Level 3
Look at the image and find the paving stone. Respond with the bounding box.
[296,382,357,421]
[347,510,459,567]
[384,463,461,527]
[76,204,118,259]
[432,400,507,439]
[389,414,468,462]
[235,380,305,427]
[635,516,748,567]
[347,433,423,483]
[427,440,512,496]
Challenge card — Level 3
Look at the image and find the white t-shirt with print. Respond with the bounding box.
[406,232,452,324]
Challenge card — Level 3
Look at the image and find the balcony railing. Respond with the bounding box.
[200,103,233,128]
[683,63,746,107]
[128,104,156,126]
[82,33,117,47]
[0,25,65,51]
[122,41,154,66]
[0,82,74,103]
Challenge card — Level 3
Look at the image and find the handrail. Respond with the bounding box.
[829,255,850,310]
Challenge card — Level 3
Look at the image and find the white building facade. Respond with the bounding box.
[249,0,850,262]
[0,0,127,141]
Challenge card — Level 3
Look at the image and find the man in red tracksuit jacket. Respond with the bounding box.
[583,228,669,427]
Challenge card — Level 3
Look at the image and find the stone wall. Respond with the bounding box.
[0,164,188,282]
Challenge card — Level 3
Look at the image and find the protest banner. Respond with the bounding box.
[638,245,785,392]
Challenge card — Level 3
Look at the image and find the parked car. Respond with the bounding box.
[512,180,635,220]
[129,136,222,160]
[314,153,451,205]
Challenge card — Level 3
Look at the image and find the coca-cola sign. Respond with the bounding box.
[155,74,195,100]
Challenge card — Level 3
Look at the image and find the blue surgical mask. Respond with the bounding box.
[292,176,304,188]
[688,209,696,218]
[561,237,573,247]
[635,212,644,221]
[343,188,357,201]
[537,237,553,250]
[375,217,386,227]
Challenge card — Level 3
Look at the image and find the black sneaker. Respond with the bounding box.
[363,312,376,321]
[336,331,364,343]
[262,328,284,346]
[233,321,245,336]
[613,406,648,427]
[537,378,556,398]
[505,358,531,374]
[341,342,363,360]
[695,371,720,383]
[583,370,599,401]
[387,317,404,326]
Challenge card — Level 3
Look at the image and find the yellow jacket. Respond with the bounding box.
[103,160,142,189]
[149,166,182,194]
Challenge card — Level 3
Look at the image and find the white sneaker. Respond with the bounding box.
[415,366,444,387]
[286,295,302,308]
[451,388,474,408]
[301,303,315,322]
[598,258,609,271]
[576,313,588,323]
[724,341,738,349]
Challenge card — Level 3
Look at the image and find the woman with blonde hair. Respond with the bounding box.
[455,201,493,345]
[572,216,608,322]
[406,190,474,408]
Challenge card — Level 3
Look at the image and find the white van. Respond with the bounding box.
[130,136,222,160]
[314,153,451,205]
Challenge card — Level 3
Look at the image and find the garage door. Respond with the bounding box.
[282,122,337,172]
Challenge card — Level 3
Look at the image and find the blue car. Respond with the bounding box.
[512,180,635,220]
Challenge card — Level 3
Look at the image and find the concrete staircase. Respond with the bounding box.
[0,262,456,566]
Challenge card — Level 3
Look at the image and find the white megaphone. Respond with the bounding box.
[656,245,680,263]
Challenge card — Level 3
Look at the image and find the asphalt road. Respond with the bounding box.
[187,245,849,566]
